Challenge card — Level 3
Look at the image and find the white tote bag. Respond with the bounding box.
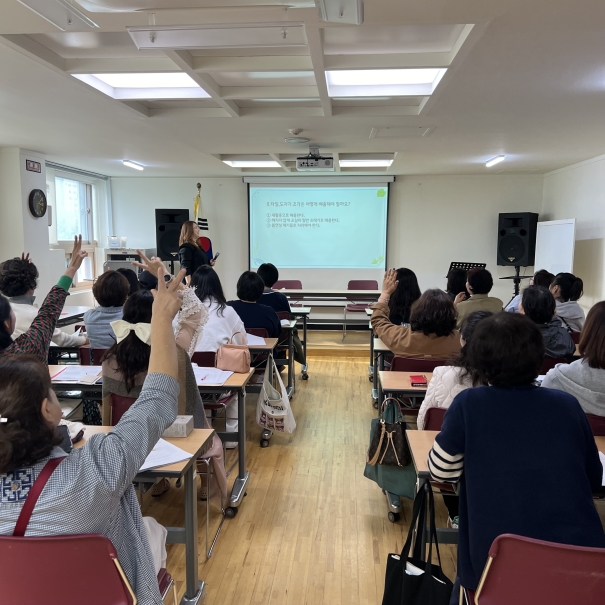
[256,354,296,434]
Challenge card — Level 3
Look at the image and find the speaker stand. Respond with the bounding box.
[500,265,532,307]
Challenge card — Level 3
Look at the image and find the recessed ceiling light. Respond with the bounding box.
[92,73,199,89]
[340,159,394,167]
[486,155,506,168]
[285,137,310,144]
[122,160,144,171]
[325,68,446,97]
[223,160,281,168]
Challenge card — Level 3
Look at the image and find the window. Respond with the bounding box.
[55,177,93,243]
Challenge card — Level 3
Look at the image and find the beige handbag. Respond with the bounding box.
[216,333,250,373]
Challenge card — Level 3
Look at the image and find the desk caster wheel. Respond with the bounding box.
[302,372,309,380]
[388,512,400,523]
[369,376,373,382]
[373,400,379,409]
[224,507,238,519]
[175,479,182,488]
[260,439,270,448]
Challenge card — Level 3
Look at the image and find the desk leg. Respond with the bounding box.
[182,465,205,605]
[229,388,249,509]
[372,348,379,403]
[377,351,384,406]
[287,328,294,398]
[369,329,374,378]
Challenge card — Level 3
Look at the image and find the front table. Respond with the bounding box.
[77,427,215,605]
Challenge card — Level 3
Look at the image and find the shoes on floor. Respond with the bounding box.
[151,477,170,497]
[448,516,459,529]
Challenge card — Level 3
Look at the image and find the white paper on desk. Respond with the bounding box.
[52,365,102,382]
[139,439,192,471]
[599,452,605,486]
[245,334,266,346]
[280,319,290,327]
[192,366,233,385]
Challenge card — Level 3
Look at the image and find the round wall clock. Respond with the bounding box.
[28,189,47,218]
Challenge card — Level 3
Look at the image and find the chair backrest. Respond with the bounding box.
[91,348,108,366]
[276,311,291,321]
[246,328,270,338]
[424,407,447,431]
[0,534,135,605]
[586,413,605,436]
[475,533,605,605]
[274,280,302,289]
[347,280,378,290]
[391,356,447,373]
[540,356,569,374]
[571,331,581,344]
[109,393,137,426]
[78,347,92,365]
[191,351,216,367]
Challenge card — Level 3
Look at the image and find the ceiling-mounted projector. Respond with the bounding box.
[296,146,334,172]
[315,0,364,25]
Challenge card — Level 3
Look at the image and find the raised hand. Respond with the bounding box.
[21,253,31,263]
[151,266,187,321]
[132,249,165,278]
[454,291,467,306]
[65,235,88,279]
[381,269,399,297]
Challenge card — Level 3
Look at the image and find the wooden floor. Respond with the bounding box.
[307,329,371,357]
[145,356,457,605]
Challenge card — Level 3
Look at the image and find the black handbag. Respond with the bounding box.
[367,397,411,467]
[382,485,453,605]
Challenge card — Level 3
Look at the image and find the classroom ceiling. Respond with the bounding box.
[1,0,605,177]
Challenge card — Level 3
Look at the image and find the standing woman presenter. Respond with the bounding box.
[178,221,215,284]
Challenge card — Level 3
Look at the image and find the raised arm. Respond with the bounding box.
[7,236,87,363]
[371,269,412,351]
[81,266,186,495]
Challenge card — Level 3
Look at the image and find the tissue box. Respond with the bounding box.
[162,415,193,438]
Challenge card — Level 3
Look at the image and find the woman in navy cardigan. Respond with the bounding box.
[428,312,605,602]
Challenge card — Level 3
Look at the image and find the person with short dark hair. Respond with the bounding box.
[371,270,461,358]
[138,270,158,291]
[543,301,605,415]
[228,271,281,338]
[0,255,87,348]
[445,268,468,302]
[116,267,140,297]
[84,270,130,349]
[550,272,585,332]
[519,285,575,358]
[454,268,503,327]
[388,268,421,325]
[256,263,291,314]
[428,312,605,598]
[505,269,555,313]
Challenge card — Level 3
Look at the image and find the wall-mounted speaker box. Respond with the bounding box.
[497,212,539,267]
[155,209,189,261]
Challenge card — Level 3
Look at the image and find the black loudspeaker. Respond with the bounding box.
[155,209,189,261]
[497,212,539,266]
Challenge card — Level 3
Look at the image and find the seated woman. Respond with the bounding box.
[0,254,87,348]
[387,267,421,325]
[428,312,605,600]
[116,267,141,297]
[0,269,185,604]
[102,255,226,502]
[0,237,87,364]
[543,301,605,415]
[84,270,131,349]
[372,269,461,358]
[550,272,585,332]
[454,268,503,327]
[445,268,468,302]
[519,285,575,358]
[228,271,281,338]
[505,269,554,313]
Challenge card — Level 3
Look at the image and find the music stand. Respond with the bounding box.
[446,262,486,275]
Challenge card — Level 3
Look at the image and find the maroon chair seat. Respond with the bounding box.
[540,356,569,374]
[474,533,605,605]
[391,357,448,373]
[571,331,581,344]
[587,413,605,436]
[191,351,216,368]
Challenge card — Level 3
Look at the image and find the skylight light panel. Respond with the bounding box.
[339,159,394,167]
[93,73,199,89]
[223,161,281,168]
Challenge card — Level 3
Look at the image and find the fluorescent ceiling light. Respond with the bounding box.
[223,161,281,168]
[17,0,98,31]
[127,23,307,51]
[123,160,144,171]
[340,159,394,167]
[486,155,506,168]
[93,73,198,89]
[325,68,447,97]
[73,73,211,100]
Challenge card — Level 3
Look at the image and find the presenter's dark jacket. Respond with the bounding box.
[178,242,209,277]
[371,300,461,359]
[227,300,281,338]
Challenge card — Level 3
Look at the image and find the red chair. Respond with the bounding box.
[246,328,270,338]
[540,357,569,374]
[587,414,605,436]
[343,280,378,340]
[424,407,447,431]
[108,394,137,425]
[473,533,605,605]
[78,346,92,365]
[191,351,216,367]
[571,331,581,345]
[391,357,447,373]
[0,533,176,605]
[274,280,303,306]
[91,348,108,366]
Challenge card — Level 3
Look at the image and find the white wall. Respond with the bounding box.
[111,177,247,299]
[542,154,605,311]
[387,175,544,303]
[111,174,544,307]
